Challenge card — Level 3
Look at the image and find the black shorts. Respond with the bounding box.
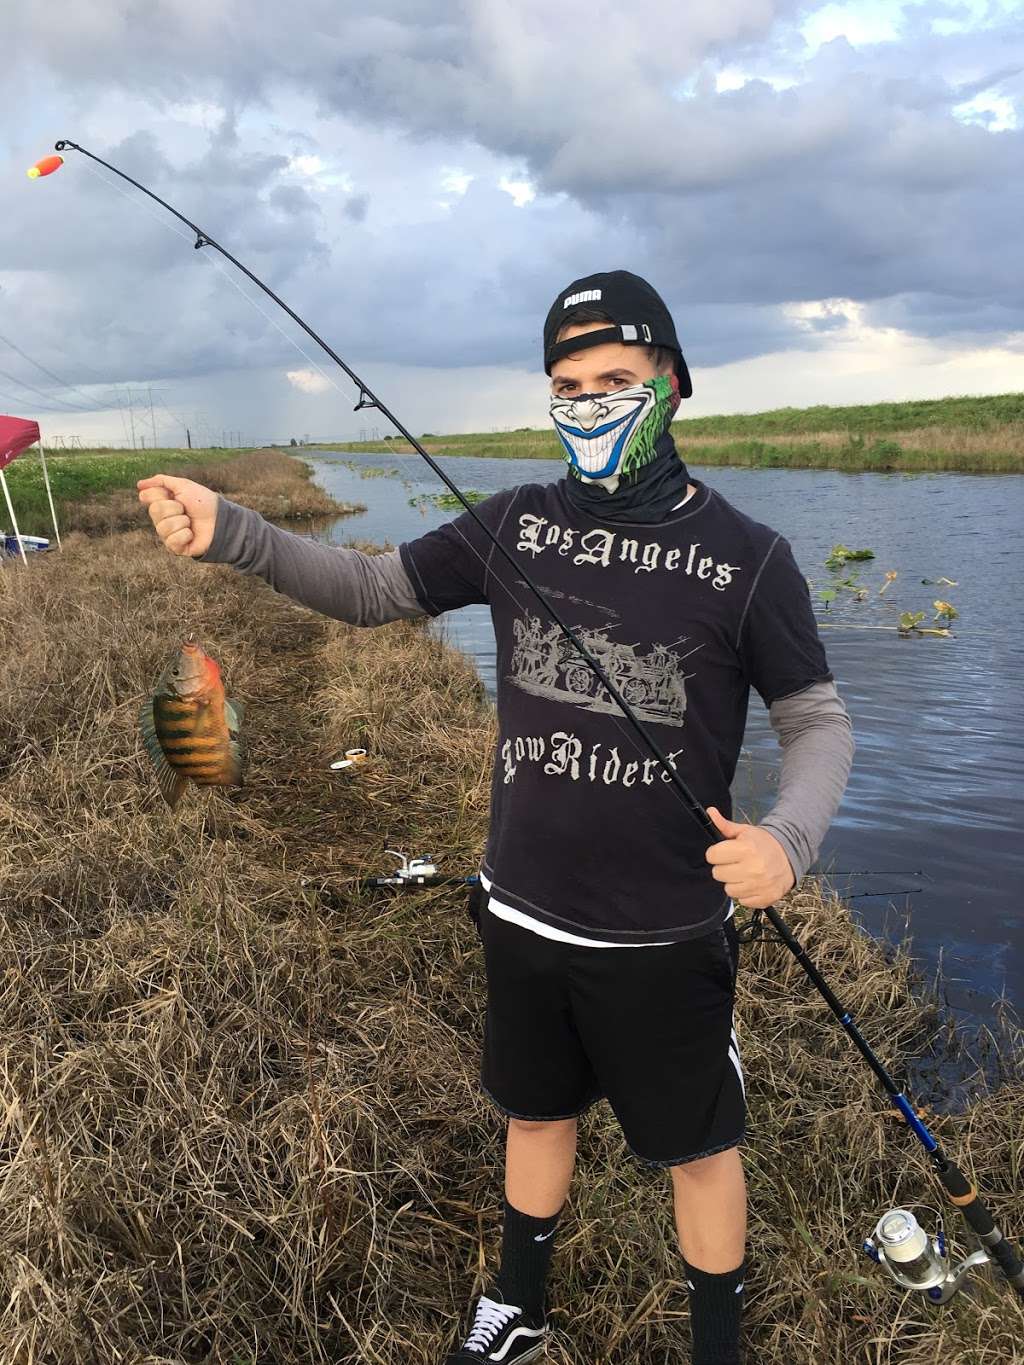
[477,903,745,1167]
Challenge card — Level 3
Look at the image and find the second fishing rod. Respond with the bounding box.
[50,137,1024,1305]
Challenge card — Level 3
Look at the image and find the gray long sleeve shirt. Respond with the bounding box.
[198,494,853,911]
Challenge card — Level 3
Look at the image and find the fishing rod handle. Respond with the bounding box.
[362,875,477,888]
[934,1159,1024,1296]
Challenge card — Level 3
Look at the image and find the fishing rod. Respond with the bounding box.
[49,138,1024,1305]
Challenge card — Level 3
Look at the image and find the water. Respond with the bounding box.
[302,450,1024,1030]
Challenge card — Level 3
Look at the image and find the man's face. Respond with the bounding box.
[548,322,678,481]
[549,321,665,398]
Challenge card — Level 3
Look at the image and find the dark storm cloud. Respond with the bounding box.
[2,116,330,377]
[3,0,1022,402]
[862,292,1024,342]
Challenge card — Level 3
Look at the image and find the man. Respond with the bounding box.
[139,269,854,1365]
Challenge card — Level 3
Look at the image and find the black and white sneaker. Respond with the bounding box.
[444,1292,548,1362]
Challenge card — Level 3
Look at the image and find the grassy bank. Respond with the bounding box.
[0,522,1021,1361]
[323,391,1024,473]
[1,447,363,539]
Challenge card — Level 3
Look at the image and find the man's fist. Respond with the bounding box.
[704,805,795,909]
[137,474,218,557]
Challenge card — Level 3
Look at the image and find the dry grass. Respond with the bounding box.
[0,532,1022,1363]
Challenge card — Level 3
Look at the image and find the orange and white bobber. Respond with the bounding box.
[27,155,64,179]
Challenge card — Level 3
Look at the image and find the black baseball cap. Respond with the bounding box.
[543,269,692,398]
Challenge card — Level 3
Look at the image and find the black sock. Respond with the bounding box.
[492,1197,562,1321]
[681,1257,745,1365]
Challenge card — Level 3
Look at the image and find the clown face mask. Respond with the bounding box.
[549,373,680,490]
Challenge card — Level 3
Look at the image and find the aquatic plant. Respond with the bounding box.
[409,490,488,510]
[336,460,398,479]
[826,544,876,569]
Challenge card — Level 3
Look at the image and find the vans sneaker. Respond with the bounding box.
[444,1292,548,1362]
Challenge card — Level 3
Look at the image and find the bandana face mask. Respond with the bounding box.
[549,373,681,488]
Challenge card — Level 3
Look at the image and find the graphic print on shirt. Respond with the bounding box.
[507,608,701,727]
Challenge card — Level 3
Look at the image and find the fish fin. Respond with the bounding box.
[139,699,164,766]
[225,699,246,787]
[157,764,188,809]
[226,736,246,786]
[140,699,188,808]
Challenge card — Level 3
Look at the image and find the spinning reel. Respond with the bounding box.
[863,1207,995,1304]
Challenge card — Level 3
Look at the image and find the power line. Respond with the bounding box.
[0,382,101,416]
[0,363,97,412]
[0,330,120,411]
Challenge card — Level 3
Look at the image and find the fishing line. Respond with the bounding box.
[845,888,922,899]
[81,153,668,926]
[50,137,1024,1306]
[197,252,350,404]
[80,160,353,408]
[83,147,688,959]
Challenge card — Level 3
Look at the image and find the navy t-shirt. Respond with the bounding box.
[398,477,832,943]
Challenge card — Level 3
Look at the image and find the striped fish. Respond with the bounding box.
[140,639,245,809]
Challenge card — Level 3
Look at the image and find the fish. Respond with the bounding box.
[139,639,245,809]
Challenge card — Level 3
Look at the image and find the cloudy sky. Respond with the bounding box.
[2,0,1021,446]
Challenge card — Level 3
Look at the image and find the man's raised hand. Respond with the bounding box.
[137,474,218,557]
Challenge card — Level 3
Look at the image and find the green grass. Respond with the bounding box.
[318,392,1024,473]
[671,392,1024,437]
[1,446,240,536]
[676,437,1021,473]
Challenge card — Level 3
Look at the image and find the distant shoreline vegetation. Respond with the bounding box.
[2,447,362,539]
[321,392,1024,474]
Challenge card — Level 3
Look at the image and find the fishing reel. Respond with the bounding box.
[383,849,438,882]
[361,850,480,890]
[360,850,439,888]
[862,1208,992,1304]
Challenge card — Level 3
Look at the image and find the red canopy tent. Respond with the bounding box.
[0,414,62,565]
[0,414,40,470]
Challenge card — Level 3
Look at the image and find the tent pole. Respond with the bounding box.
[37,439,62,549]
[0,470,29,566]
